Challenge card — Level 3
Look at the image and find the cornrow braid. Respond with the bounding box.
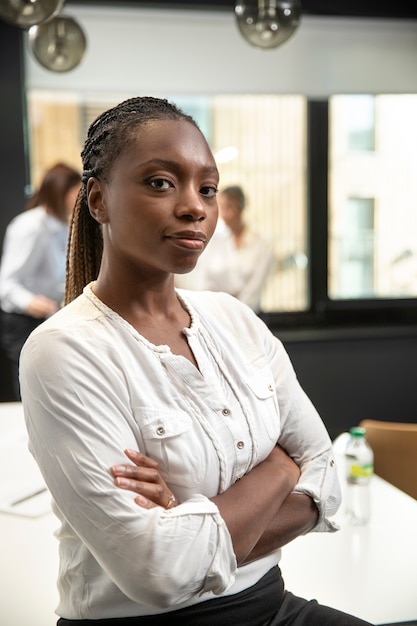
[65,96,199,304]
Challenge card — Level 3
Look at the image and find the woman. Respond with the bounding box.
[19,97,372,625]
[0,162,81,398]
[199,185,276,312]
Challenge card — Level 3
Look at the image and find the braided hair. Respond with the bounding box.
[65,96,199,304]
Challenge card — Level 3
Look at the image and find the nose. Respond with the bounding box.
[175,189,207,222]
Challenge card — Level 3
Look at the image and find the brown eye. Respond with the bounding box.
[148,178,172,191]
[201,186,218,198]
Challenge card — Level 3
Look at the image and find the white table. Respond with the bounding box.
[281,446,417,624]
[1,402,416,625]
[0,402,58,626]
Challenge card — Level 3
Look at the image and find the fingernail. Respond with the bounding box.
[135,494,151,507]
[115,477,131,487]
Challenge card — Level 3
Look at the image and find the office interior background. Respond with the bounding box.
[1,0,417,438]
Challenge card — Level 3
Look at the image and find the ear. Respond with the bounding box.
[87,177,109,224]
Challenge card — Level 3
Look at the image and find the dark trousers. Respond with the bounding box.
[57,566,374,626]
[0,310,45,400]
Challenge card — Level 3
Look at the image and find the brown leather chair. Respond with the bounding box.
[359,419,417,500]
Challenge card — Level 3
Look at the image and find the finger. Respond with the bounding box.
[114,475,177,509]
[124,449,159,469]
[134,491,177,510]
[114,475,164,500]
[110,464,165,489]
[135,493,157,509]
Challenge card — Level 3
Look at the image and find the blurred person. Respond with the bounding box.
[20,96,371,625]
[0,162,81,398]
[177,185,276,313]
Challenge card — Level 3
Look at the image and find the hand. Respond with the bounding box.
[110,449,178,510]
[26,295,59,318]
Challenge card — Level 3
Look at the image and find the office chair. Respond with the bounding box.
[359,419,417,500]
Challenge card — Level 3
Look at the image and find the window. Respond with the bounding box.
[26,91,308,313]
[330,197,375,299]
[26,90,417,326]
[329,94,417,303]
[345,95,375,152]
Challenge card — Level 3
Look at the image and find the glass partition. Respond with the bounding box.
[26,90,308,313]
[27,90,417,317]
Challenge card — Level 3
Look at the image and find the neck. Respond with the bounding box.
[93,269,180,319]
[232,222,246,248]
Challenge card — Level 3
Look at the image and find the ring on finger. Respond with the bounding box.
[165,494,176,509]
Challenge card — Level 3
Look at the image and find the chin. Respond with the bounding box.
[174,259,200,275]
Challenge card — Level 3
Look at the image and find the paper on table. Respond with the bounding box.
[0,425,51,517]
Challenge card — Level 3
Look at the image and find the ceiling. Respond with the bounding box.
[68,0,417,20]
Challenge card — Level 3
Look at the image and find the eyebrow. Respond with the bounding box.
[139,158,219,175]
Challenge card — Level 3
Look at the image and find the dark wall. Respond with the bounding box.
[0,19,29,401]
[279,326,417,440]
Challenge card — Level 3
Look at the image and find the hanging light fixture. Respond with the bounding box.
[235,0,301,50]
[0,0,64,29]
[28,13,87,72]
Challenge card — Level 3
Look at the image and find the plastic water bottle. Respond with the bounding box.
[345,426,374,525]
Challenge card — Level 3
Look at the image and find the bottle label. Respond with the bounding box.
[349,463,373,479]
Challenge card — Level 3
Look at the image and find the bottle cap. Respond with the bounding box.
[349,426,366,437]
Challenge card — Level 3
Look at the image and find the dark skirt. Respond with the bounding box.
[0,310,45,399]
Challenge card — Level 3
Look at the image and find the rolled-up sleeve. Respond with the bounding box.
[264,331,342,532]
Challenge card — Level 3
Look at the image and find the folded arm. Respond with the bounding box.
[111,445,316,565]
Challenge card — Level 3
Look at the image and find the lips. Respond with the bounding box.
[166,230,207,250]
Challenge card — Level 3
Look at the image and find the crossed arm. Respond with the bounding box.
[110,446,319,565]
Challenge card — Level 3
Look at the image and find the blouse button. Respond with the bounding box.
[330,459,335,467]
[222,408,230,416]
[268,384,274,392]
[156,426,165,436]
[237,441,245,450]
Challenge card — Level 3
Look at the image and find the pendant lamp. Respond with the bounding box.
[28,13,87,72]
[0,0,64,29]
[235,0,301,50]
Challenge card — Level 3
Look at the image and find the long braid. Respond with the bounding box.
[64,97,199,304]
[65,186,103,304]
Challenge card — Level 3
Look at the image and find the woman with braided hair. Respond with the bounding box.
[20,97,372,625]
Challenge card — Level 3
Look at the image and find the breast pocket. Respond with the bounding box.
[132,408,205,488]
[244,368,281,444]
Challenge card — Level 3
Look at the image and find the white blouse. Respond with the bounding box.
[0,207,68,313]
[19,284,341,620]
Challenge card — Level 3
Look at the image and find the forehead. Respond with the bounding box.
[125,119,214,165]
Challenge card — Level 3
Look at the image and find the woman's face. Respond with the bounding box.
[218,194,242,233]
[88,119,219,279]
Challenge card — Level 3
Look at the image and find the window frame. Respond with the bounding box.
[262,99,417,331]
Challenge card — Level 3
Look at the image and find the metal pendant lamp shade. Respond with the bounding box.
[235,0,301,50]
[0,0,64,28]
[28,14,87,72]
